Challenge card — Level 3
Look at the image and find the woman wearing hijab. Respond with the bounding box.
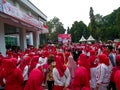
[71,66,90,90]
[46,55,55,90]
[67,52,77,89]
[114,70,120,90]
[4,58,24,90]
[24,64,43,90]
[65,51,70,64]
[109,48,120,90]
[38,51,48,87]
[95,54,111,90]
[88,50,98,90]
[57,52,65,64]
[53,55,71,90]
[77,54,91,81]
[19,56,31,87]
[29,55,39,73]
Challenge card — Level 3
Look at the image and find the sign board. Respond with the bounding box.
[58,34,71,44]
[2,1,43,29]
[42,24,48,34]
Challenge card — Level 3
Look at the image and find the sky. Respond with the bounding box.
[30,0,120,29]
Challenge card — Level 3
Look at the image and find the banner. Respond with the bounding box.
[2,1,43,29]
[42,24,48,34]
[58,34,71,44]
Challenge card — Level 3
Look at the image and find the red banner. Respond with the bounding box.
[58,34,71,44]
[42,24,48,34]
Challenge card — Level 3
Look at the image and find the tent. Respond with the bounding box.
[87,35,95,41]
[79,36,87,42]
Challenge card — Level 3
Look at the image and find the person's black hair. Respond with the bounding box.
[78,50,82,56]
[71,51,77,61]
[107,45,113,52]
[47,54,54,65]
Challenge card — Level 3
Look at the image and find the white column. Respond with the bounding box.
[19,28,27,51]
[33,31,40,48]
[0,21,6,56]
[29,32,33,45]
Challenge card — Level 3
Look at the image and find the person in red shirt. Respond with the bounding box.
[24,64,43,90]
[71,66,90,90]
[109,48,120,90]
[114,70,120,90]
[53,55,71,90]
[88,50,98,90]
[77,54,91,81]
[4,58,24,90]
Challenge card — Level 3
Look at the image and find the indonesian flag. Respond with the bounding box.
[42,24,48,34]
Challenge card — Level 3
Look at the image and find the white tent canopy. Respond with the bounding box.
[79,36,87,42]
[87,35,95,41]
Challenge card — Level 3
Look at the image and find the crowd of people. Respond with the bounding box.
[0,42,120,90]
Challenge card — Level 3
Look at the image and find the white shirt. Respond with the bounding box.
[23,65,29,81]
[97,48,102,55]
[53,67,71,87]
[96,64,111,85]
[38,57,47,66]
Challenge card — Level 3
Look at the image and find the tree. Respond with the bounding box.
[67,27,70,34]
[46,17,65,43]
[46,21,53,40]
[98,7,120,41]
[70,21,88,42]
[46,7,120,43]
[89,7,96,38]
[94,14,103,41]
[116,12,120,38]
[95,14,103,22]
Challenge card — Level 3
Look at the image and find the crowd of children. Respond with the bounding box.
[0,43,120,90]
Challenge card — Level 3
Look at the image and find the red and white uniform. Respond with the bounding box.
[24,68,43,90]
[96,63,111,90]
[88,50,98,89]
[3,58,24,90]
[53,67,71,87]
[114,70,120,90]
[95,54,111,90]
[71,66,90,90]
[53,55,71,90]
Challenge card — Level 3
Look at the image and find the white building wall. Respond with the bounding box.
[6,0,45,21]
[29,32,33,45]
[0,0,47,52]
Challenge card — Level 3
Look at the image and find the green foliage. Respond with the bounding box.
[67,27,70,34]
[46,7,120,43]
[46,17,65,43]
[88,7,120,42]
[70,21,89,42]
[89,7,96,37]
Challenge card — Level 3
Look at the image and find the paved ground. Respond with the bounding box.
[42,83,48,90]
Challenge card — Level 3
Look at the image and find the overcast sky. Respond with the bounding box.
[30,0,120,29]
